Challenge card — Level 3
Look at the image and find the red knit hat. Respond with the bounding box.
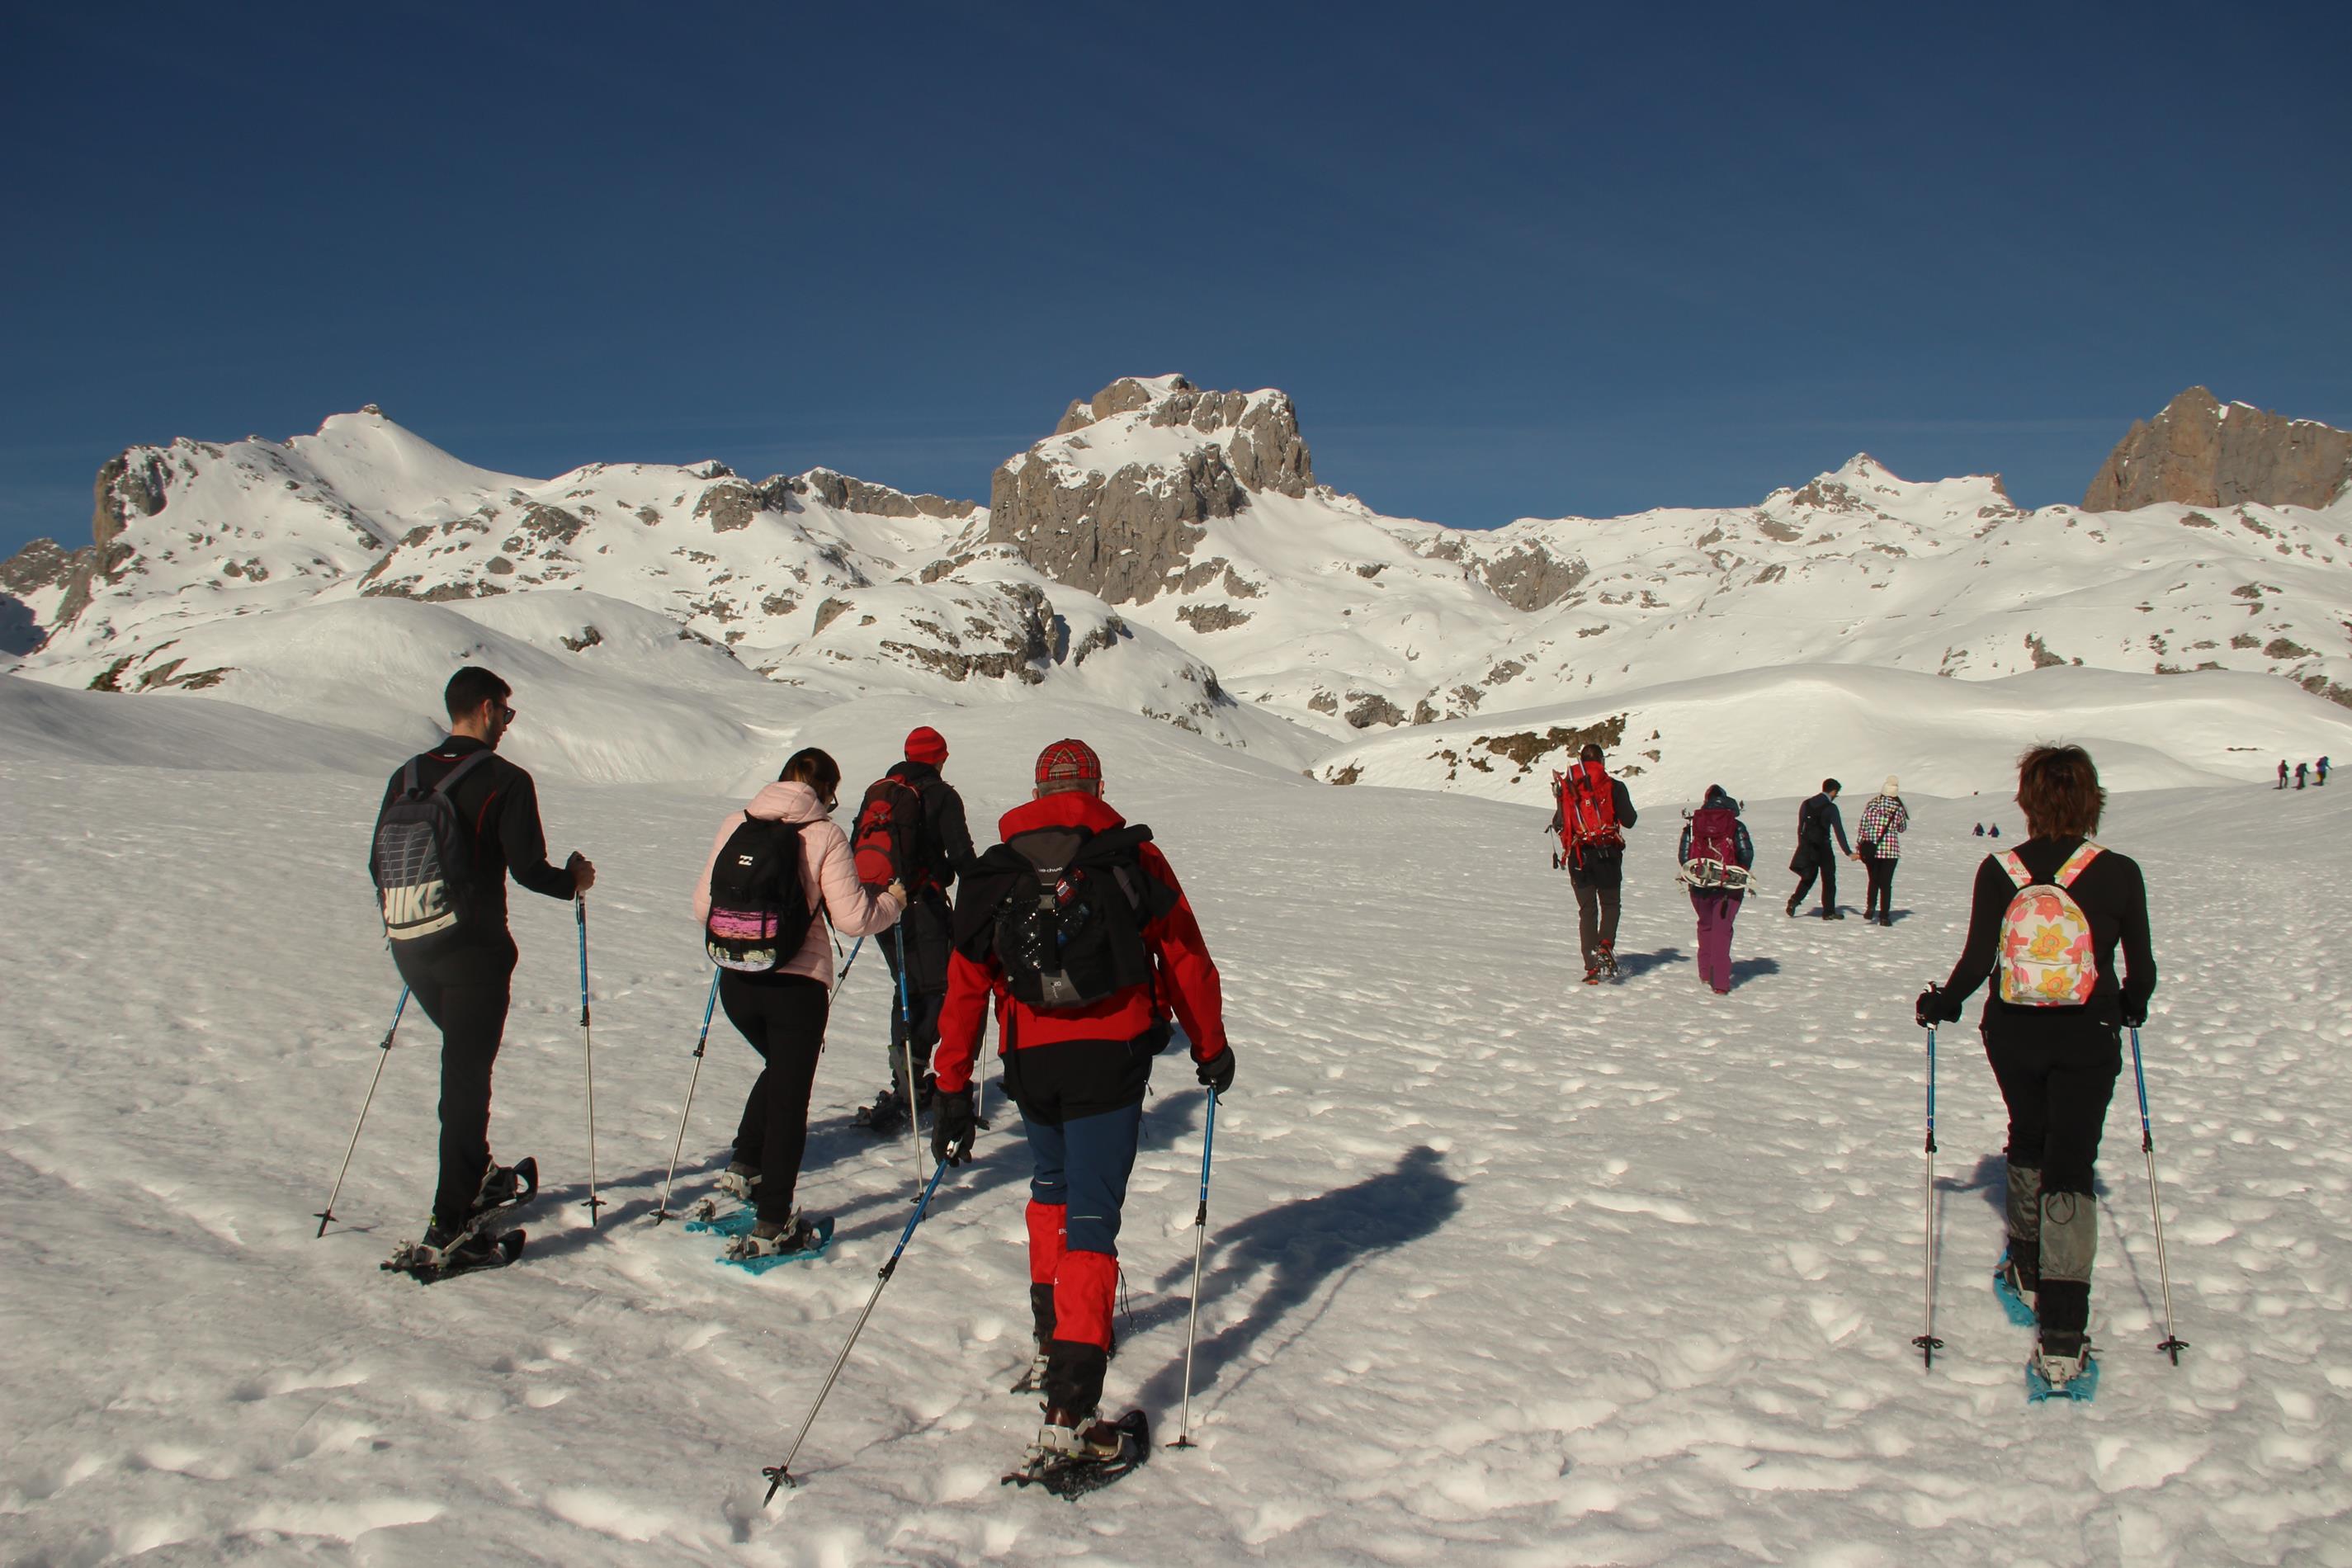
[904,725,948,766]
[1034,737,1103,795]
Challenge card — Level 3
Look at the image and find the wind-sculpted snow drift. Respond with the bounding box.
[7,380,2350,792]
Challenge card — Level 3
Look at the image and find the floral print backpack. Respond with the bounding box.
[1995,843,2102,1004]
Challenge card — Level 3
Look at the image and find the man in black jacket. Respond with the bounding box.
[863,725,979,1133]
[371,667,593,1265]
[1787,778,1854,919]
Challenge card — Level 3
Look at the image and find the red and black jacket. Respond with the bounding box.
[932,791,1226,1094]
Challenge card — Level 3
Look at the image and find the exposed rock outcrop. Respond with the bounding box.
[988,375,1315,605]
[786,468,977,520]
[2085,387,2352,512]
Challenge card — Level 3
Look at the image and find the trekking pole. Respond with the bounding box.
[763,1157,950,1501]
[1912,1018,1944,1369]
[2129,1027,2189,1364]
[1171,1088,1221,1448]
[894,924,925,1200]
[653,968,722,1224]
[835,934,864,985]
[314,986,409,1236]
[578,895,606,1224]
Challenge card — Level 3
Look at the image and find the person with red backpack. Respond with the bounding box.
[1915,744,2156,1394]
[1547,743,1639,982]
[850,725,979,1134]
[930,738,1232,1482]
[691,748,904,1257]
[1678,786,1755,994]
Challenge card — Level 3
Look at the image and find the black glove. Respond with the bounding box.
[931,1086,976,1166]
[1915,985,1960,1028]
[1196,1045,1236,1095]
[2121,999,2147,1029]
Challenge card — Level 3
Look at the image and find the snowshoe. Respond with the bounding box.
[720,1214,834,1274]
[1008,1344,1051,1395]
[1001,1409,1150,1500]
[2026,1343,2099,1403]
[714,1162,761,1204]
[685,1203,758,1238]
[1992,1253,2037,1328]
[382,1222,525,1283]
[467,1157,538,1223]
[1598,945,1618,981]
[1582,964,1602,985]
[854,1087,908,1136]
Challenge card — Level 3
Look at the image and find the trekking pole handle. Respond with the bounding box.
[1923,1026,1938,1155]
[694,965,719,1057]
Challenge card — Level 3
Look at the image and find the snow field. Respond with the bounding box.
[3,709,2351,1565]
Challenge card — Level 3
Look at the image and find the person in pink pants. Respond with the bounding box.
[1679,785,1755,994]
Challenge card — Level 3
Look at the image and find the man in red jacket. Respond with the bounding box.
[930,738,1234,1471]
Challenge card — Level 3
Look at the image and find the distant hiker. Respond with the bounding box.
[1915,744,2156,1394]
[368,667,594,1273]
[1974,823,1986,837]
[1857,777,1910,928]
[2296,762,2309,791]
[1786,778,1854,919]
[851,725,979,1135]
[2279,759,2290,790]
[1679,786,1755,995]
[933,737,1231,1479]
[1989,824,2001,838]
[2321,756,2332,786]
[1548,744,1638,982]
[692,748,904,1258]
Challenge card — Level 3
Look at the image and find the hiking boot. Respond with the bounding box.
[1032,1407,1126,1464]
[1785,895,1801,918]
[1582,964,1602,985]
[2032,1332,2090,1390]
[716,1162,761,1203]
[1820,907,1844,920]
[732,1213,826,1258]
[1997,1254,2038,1300]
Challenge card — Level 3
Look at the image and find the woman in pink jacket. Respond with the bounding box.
[692,748,903,1255]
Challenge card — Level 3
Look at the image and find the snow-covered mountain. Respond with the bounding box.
[7,380,2350,791]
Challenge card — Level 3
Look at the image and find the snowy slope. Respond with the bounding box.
[5,698,2350,1564]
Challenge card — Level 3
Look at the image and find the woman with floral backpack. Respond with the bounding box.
[1914,744,2156,1394]
[1857,777,1909,927]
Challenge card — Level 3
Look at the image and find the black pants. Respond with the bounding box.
[1791,852,1838,913]
[393,934,517,1233]
[1985,1018,2123,1340]
[881,899,951,1088]
[1860,852,1897,918]
[1567,852,1623,968]
[721,972,830,1222]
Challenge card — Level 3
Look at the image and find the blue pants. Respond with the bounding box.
[1024,1100,1143,1258]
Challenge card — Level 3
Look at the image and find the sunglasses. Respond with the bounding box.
[497,704,517,724]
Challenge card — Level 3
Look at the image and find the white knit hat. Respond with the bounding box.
[1883,775,1901,796]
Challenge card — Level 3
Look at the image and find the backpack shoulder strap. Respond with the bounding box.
[431,750,497,798]
[1996,849,2032,890]
[2054,841,2102,887]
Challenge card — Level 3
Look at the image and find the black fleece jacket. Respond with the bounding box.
[374,736,574,932]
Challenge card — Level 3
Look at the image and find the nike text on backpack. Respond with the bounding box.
[1553,760,1623,867]
[852,777,928,891]
[1995,843,2102,1004]
[371,752,497,942]
[705,819,816,971]
[989,826,1168,1009]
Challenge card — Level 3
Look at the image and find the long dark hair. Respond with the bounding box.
[778,747,842,805]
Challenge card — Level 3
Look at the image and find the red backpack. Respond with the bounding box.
[1688,805,1739,869]
[851,777,928,890]
[1553,760,1623,867]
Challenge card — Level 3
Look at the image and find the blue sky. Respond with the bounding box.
[3,4,2345,558]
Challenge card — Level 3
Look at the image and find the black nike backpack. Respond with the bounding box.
[990,827,1158,1009]
[371,751,496,945]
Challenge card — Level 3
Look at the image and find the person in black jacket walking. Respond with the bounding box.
[371,667,594,1268]
[1915,744,2156,1391]
[862,725,980,1133]
[1787,779,1854,919]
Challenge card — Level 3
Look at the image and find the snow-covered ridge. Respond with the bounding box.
[5,384,2350,791]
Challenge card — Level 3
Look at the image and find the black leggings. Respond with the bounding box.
[1861,852,1896,916]
[393,936,517,1233]
[1985,1018,2123,1338]
[721,972,830,1221]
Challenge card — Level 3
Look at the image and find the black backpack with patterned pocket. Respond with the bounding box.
[705,817,815,972]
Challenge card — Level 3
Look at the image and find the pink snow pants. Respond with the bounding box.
[1692,890,1742,992]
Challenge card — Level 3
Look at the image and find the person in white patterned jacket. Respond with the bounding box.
[1858,777,1909,928]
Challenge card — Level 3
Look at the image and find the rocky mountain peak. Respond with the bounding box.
[2085,387,2352,512]
[989,375,1315,604]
